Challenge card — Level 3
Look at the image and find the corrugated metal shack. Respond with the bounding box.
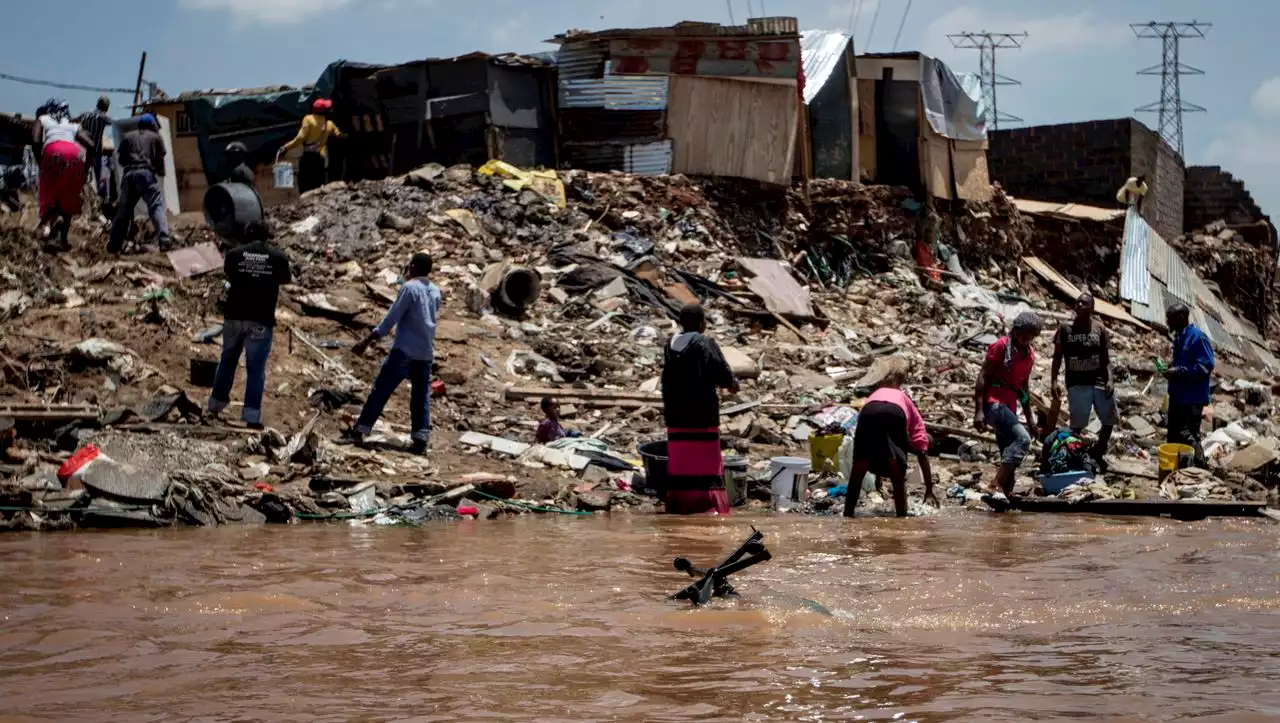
[855,52,991,202]
[800,29,858,181]
[0,112,33,169]
[550,18,803,183]
[326,53,556,179]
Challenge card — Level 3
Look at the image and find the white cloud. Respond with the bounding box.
[919,6,1129,59]
[1251,77,1280,117]
[179,0,353,25]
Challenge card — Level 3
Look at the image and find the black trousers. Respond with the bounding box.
[1166,402,1206,467]
[298,151,327,194]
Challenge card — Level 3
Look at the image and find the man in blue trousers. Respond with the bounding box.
[1163,302,1215,467]
[207,221,291,429]
[345,252,442,455]
[107,113,171,252]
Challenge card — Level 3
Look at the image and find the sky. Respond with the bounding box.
[1,0,1275,220]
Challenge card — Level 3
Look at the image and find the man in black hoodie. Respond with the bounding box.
[660,303,739,514]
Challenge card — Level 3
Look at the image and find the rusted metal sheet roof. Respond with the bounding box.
[551,18,800,44]
[1015,198,1126,222]
[624,140,672,175]
[800,29,853,104]
[609,37,801,79]
[1119,207,1150,304]
[1195,307,1240,357]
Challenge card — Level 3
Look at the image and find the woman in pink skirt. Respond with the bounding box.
[33,99,92,249]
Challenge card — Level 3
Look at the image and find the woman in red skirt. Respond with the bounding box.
[661,303,739,514]
[33,99,91,249]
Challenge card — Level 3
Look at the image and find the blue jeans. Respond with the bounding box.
[108,168,170,251]
[985,402,1032,466]
[356,349,431,442]
[1067,386,1119,430]
[207,320,274,425]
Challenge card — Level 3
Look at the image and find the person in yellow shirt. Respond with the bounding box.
[277,98,344,193]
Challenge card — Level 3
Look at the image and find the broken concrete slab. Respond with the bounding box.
[1123,416,1157,438]
[81,459,170,504]
[576,490,613,512]
[721,347,760,379]
[736,257,814,319]
[1227,440,1279,473]
[594,277,629,300]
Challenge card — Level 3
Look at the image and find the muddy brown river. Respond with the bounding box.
[0,513,1277,722]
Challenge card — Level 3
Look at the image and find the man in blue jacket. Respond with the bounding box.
[1164,303,1214,467]
[344,252,441,455]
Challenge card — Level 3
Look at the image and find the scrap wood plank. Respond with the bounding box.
[736,257,815,319]
[506,386,659,403]
[1022,256,1150,330]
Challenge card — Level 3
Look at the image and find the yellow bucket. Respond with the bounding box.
[1158,443,1194,481]
[809,433,844,475]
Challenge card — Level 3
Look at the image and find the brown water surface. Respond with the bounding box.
[0,513,1278,722]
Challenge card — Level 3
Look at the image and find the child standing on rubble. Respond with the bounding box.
[974,311,1043,498]
[843,358,937,518]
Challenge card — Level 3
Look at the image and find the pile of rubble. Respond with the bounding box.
[0,162,1278,531]
[1172,219,1278,333]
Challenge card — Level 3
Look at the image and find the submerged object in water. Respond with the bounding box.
[668,527,772,607]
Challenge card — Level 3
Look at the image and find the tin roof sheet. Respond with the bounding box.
[559,62,669,110]
[1251,340,1280,372]
[800,29,853,104]
[1197,308,1240,356]
[624,140,672,175]
[1119,207,1150,305]
[1131,277,1168,326]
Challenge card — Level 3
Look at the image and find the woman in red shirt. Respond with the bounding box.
[974,312,1043,498]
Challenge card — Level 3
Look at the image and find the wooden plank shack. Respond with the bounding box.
[666,75,799,184]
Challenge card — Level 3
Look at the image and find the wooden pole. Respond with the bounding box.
[130,52,148,115]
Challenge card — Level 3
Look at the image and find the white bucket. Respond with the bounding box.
[769,456,811,509]
[273,161,295,189]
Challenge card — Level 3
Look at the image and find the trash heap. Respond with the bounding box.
[0,161,1278,531]
[1171,219,1278,333]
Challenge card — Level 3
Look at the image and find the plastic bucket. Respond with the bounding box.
[273,161,295,189]
[1158,443,1194,481]
[637,441,669,498]
[769,456,811,509]
[809,433,844,474]
[723,454,748,507]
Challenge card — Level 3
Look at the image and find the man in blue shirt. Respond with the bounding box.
[1164,303,1214,467]
[345,252,442,454]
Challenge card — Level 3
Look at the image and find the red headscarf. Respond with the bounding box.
[312,99,333,113]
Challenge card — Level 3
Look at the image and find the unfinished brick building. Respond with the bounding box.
[987,118,1184,242]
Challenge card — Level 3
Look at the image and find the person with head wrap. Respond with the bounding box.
[659,303,739,515]
[277,98,344,193]
[1050,292,1117,469]
[108,113,171,253]
[32,98,92,248]
[843,357,937,518]
[975,311,1043,497]
[344,252,443,456]
[1163,302,1214,467]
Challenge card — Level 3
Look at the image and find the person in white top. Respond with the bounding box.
[32,98,92,248]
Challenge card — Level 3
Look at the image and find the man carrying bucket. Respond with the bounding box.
[660,303,739,514]
[1163,303,1214,468]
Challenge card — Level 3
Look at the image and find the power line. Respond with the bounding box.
[1132,20,1210,157]
[892,0,914,51]
[725,0,735,24]
[848,0,865,38]
[0,70,136,95]
[947,31,1028,130]
[865,0,883,50]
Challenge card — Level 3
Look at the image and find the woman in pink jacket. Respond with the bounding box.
[844,361,937,518]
